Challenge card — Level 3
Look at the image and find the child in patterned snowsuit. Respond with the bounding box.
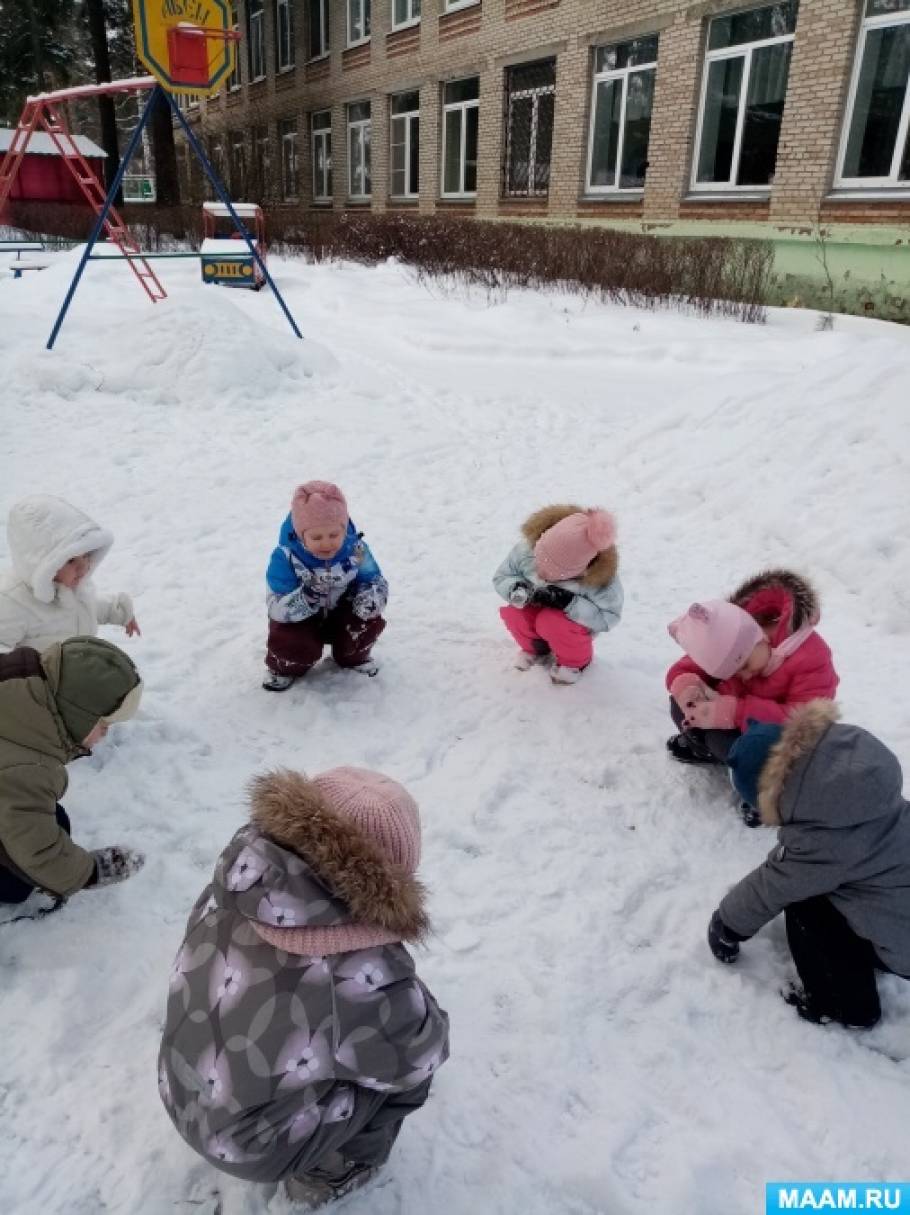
[158,766,450,1204]
[262,482,388,691]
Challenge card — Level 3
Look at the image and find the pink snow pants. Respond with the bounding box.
[499,605,593,669]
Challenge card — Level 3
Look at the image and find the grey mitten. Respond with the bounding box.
[85,846,145,889]
[508,582,533,607]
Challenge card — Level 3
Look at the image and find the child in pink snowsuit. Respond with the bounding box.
[493,504,623,685]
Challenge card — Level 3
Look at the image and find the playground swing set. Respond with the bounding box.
[0,0,302,348]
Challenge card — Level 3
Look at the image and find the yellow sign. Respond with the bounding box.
[132,0,236,97]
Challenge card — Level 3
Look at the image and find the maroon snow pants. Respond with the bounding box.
[266,599,386,677]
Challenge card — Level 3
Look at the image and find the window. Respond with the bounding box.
[837,0,910,186]
[276,0,295,71]
[312,111,333,201]
[392,0,420,28]
[348,0,371,44]
[442,77,479,197]
[348,101,372,199]
[227,14,242,90]
[210,142,226,199]
[390,91,420,197]
[693,2,798,191]
[503,59,555,198]
[308,0,330,58]
[248,0,266,81]
[586,36,657,193]
[444,0,478,11]
[279,117,298,199]
[251,124,273,199]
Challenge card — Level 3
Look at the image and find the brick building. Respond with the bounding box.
[175,0,910,229]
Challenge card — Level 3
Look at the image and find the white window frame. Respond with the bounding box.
[585,43,657,195]
[390,94,420,198]
[835,5,910,189]
[279,119,299,200]
[444,0,480,12]
[691,6,796,194]
[348,103,372,200]
[347,0,371,46]
[231,134,246,193]
[441,79,479,198]
[312,111,333,202]
[249,0,266,81]
[252,124,272,198]
[227,18,242,91]
[308,0,330,60]
[391,0,420,31]
[276,0,295,72]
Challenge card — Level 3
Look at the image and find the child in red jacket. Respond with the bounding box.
[665,569,838,768]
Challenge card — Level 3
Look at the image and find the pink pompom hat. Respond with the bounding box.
[290,481,349,536]
[534,509,617,583]
[668,599,765,681]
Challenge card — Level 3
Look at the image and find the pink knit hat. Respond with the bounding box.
[290,481,348,536]
[668,599,765,681]
[310,766,422,874]
[534,509,617,582]
[253,766,422,958]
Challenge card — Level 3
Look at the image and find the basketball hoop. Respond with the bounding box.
[166,23,242,88]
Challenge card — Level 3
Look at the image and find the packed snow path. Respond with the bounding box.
[2,251,910,1215]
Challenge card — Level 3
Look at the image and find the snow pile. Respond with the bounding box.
[1,251,909,1215]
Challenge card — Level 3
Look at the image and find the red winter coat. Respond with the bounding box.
[666,569,839,730]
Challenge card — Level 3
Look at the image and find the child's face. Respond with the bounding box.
[82,720,109,749]
[54,553,91,590]
[302,526,346,560]
[736,639,772,682]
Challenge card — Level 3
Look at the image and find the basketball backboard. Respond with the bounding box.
[132,1,237,96]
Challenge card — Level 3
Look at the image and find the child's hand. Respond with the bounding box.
[669,674,712,712]
[685,695,738,731]
[532,585,573,611]
[508,582,533,608]
[125,618,141,638]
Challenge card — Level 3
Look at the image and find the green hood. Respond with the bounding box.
[43,637,141,745]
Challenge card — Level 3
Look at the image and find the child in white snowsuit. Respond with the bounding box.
[493,504,623,684]
[263,482,388,691]
[0,495,139,653]
[159,766,449,1206]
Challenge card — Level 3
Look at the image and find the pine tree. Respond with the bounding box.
[0,0,80,125]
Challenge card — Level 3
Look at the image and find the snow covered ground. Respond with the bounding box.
[1,248,910,1215]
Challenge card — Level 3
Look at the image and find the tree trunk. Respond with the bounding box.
[25,0,45,91]
[85,0,122,204]
[150,90,182,211]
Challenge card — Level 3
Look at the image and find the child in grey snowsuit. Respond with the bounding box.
[158,766,449,1203]
[707,702,910,1028]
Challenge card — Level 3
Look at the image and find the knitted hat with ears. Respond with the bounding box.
[668,599,765,681]
[290,481,349,536]
[534,509,617,583]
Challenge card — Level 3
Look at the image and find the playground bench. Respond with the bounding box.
[9,260,50,278]
[0,241,46,258]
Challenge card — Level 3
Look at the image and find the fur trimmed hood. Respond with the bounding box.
[730,569,819,646]
[6,496,112,605]
[225,769,429,943]
[757,701,838,825]
[521,503,619,589]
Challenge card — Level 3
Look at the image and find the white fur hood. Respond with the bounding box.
[6,496,113,605]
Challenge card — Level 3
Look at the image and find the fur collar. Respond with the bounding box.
[521,503,619,588]
[731,568,819,633]
[249,769,429,942]
[758,700,840,826]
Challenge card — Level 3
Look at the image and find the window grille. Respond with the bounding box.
[503,59,556,198]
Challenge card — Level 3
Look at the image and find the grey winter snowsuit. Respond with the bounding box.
[720,702,910,979]
[158,772,449,1183]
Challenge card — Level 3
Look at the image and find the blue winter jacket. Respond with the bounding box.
[266,516,388,624]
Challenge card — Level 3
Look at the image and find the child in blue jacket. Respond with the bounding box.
[263,482,388,691]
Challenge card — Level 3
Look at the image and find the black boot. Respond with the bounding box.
[666,731,719,766]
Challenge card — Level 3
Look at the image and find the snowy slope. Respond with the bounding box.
[1,249,909,1215]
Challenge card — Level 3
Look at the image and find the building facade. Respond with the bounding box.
[175,0,910,231]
